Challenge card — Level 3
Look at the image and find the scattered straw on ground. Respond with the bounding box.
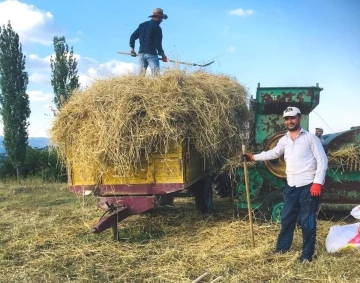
[1,180,359,282]
[50,69,249,180]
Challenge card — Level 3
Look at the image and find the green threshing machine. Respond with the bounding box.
[235,83,360,221]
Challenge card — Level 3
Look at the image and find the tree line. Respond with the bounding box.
[0,21,79,180]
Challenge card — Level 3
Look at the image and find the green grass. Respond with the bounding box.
[0,180,359,282]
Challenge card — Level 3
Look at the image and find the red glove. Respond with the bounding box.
[243,153,255,162]
[310,183,322,196]
[162,55,168,62]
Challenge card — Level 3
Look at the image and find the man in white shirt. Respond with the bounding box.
[244,106,328,262]
[315,127,323,139]
[315,127,325,144]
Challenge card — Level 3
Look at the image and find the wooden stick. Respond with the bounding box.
[191,272,209,283]
[242,145,255,248]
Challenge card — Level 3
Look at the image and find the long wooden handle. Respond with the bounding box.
[117,51,194,64]
[117,51,213,67]
[242,145,255,248]
[117,51,135,56]
[209,276,223,283]
[191,272,209,283]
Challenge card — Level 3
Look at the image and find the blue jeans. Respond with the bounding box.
[138,53,160,76]
[276,183,320,261]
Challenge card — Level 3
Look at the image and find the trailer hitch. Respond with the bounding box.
[92,202,129,240]
[102,201,116,217]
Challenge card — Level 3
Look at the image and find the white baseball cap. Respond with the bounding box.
[283,106,301,117]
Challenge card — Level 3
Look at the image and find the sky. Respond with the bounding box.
[0,0,359,137]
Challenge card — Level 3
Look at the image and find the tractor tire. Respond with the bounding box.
[194,177,213,214]
[259,191,284,222]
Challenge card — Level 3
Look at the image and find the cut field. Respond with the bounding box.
[0,181,359,282]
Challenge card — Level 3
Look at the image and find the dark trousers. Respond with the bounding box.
[276,183,320,261]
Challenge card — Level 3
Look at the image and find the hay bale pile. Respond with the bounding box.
[50,69,249,180]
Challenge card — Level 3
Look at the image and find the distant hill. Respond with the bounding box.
[0,136,49,154]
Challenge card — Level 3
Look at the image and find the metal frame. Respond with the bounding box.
[99,183,184,195]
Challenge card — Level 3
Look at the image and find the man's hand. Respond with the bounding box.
[130,48,137,57]
[162,55,168,62]
[310,183,322,196]
[243,153,254,162]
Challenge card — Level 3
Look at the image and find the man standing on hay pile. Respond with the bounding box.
[244,106,328,263]
[129,8,168,76]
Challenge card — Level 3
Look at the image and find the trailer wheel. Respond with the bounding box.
[194,176,213,214]
[212,172,232,198]
[259,191,284,222]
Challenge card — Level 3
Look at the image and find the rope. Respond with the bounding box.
[312,110,335,133]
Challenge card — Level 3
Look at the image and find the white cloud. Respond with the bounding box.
[229,8,254,17]
[26,53,136,88]
[77,56,98,71]
[78,60,137,88]
[26,54,51,69]
[0,0,57,45]
[29,72,49,84]
[28,90,52,102]
[226,46,236,53]
[73,53,81,62]
[26,53,81,85]
[28,119,53,137]
[97,60,137,76]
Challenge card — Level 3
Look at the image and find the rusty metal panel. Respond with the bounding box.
[254,85,322,150]
[322,127,360,204]
[256,86,322,115]
[324,127,360,152]
[322,177,360,204]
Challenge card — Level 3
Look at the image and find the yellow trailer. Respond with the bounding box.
[69,141,217,236]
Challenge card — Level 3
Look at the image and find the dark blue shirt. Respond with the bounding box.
[129,19,164,56]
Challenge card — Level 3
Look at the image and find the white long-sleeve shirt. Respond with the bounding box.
[254,128,328,187]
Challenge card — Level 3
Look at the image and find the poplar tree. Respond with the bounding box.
[50,36,79,110]
[0,21,31,178]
